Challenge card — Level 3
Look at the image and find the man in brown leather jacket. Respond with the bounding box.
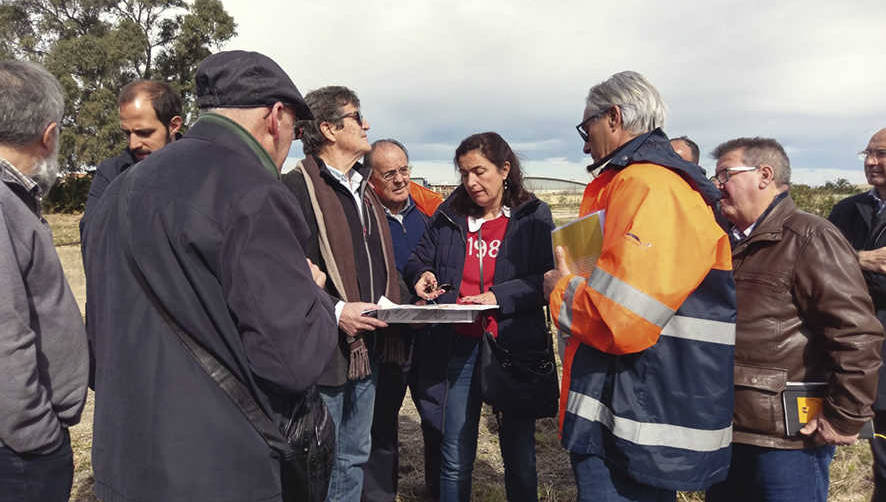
[705,137,884,502]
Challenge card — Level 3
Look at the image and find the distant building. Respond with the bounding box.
[426,176,585,199]
[524,176,586,193]
[429,184,457,198]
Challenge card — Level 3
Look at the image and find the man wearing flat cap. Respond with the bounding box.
[83,50,338,502]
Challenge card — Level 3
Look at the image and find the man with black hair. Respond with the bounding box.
[81,80,183,227]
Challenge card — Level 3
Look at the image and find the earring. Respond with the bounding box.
[504,179,510,191]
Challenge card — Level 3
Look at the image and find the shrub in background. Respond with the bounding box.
[43,172,93,213]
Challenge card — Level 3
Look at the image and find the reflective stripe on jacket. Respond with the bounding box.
[550,159,736,490]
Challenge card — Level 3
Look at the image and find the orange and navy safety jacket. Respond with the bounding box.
[549,129,736,491]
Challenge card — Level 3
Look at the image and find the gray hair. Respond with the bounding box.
[584,71,666,136]
[0,60,64,146]
[365,138,409,171]
[711,137,791,187]
[300,86,361,156]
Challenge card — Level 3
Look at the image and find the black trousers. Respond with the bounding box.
[363,361,442,501]
[0,430,73,502]
[872,410,886,502]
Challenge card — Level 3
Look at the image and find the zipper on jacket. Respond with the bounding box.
[440,210,467,245]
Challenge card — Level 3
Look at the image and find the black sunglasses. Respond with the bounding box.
[334,111,364,127]
[575,108,611,143]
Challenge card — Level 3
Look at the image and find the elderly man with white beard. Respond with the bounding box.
[0,60,89,502]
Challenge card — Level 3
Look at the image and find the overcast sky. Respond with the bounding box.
[222,0,886,186]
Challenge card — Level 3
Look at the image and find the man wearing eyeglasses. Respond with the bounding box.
[706,137,883,502]
[362,139,443,501]
[282,87,401,501]
[543,71,736,501]
[829,128,886,501]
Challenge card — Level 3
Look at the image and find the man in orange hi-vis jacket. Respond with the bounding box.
[543,71,736,502]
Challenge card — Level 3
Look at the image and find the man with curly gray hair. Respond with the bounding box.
[283,86,399,501]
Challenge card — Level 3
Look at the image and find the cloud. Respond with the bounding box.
[228,0,886,187]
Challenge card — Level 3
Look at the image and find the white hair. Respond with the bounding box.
[584,71,666,135]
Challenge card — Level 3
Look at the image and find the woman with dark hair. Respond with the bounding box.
[405,132,555,502]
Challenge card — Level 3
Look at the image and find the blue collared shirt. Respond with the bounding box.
[868,188,886,214]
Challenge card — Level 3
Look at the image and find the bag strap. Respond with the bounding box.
[115,167,293,457]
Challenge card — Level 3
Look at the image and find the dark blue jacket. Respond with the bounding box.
[829,191,886,409]
[79,149,137,238]
[386,196,431,273]
[404,187,554,430]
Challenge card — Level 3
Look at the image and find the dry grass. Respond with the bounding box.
[45,212,83,246]
[536,192,582,227]
[52,212,875,501]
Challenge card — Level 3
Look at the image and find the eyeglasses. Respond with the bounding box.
[858,149,886,162]
[380,166,411,183]
[575,107,615,143]
[334,111,364,127]
[575,110,606,143]
[710,166,759,185]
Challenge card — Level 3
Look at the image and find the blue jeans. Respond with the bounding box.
[571,453,675,502]
[705,443,836,502]
[440,336,538,502]
[319,369,378,502]
[0,429,73,502]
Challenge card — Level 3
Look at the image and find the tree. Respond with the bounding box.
[0,0,236,172]
[823,177,854,192]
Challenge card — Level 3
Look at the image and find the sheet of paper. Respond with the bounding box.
[363,296,498,323]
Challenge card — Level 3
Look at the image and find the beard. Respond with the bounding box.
[131,128,174,160]
[30,139,61,194]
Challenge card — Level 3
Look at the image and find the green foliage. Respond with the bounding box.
[43,173,93,213]
[0,0,236,172]
[790,178,865,217]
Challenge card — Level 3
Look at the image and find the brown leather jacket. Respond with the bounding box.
[731,194,884,449]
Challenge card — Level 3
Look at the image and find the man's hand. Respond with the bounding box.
[414,271,446,301]
[339,302,388,337]
[799,414,858,446]
[306,258,326,288]
[460,291,497,305]
[543,246,576,301]
[858,247,886,274]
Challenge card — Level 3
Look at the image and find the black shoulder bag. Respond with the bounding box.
[475,226,560,419]
[115,168,334,502]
